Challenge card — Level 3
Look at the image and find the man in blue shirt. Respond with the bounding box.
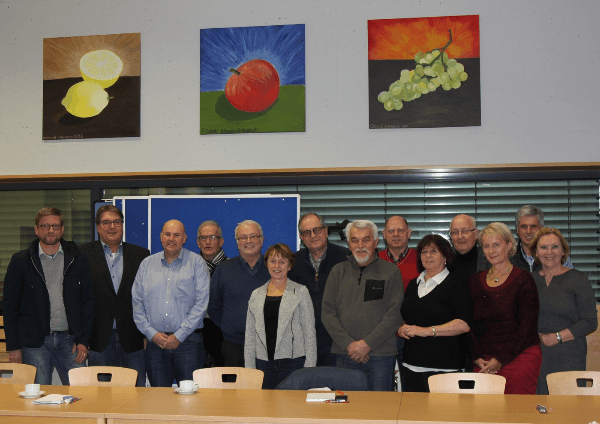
[208,220,271,367]
[132,219,210,387]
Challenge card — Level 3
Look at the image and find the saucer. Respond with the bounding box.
[18,390,45,399]
[174,387,198,395]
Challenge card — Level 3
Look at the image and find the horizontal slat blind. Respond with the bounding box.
[104,179,600,299]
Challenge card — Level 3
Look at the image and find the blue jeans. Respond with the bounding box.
[88,330,146,387]
[255,356,306,389]
[22,332,86,385]
[145,332,205,387]
[336,354,395,391]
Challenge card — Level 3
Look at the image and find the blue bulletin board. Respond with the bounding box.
[113,195,300,257]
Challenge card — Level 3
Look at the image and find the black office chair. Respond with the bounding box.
[276,366,370,391]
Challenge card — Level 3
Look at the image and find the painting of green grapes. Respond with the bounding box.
[368,15,480,129]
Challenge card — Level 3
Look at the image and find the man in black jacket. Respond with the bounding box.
[4,207,94,385]
[288,213,349,367]
[79,205,150,387]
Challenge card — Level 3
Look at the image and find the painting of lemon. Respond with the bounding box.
[43,33,140,139]
[62,81,111,118]
[80,49,123,88]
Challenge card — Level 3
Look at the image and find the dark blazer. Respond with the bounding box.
[3,239,94,351]
[79,240,150,353]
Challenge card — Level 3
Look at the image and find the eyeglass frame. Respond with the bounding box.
[300,226,326,238]
[449,228,477,237]
[199,235,221,242]
[38,224,63,231]
[236,234,262,242]
[100,220,123,228]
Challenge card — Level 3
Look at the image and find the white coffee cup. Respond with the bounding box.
[179,380,198,392]
[25,384,41,396]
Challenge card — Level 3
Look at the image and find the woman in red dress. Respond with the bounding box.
[468,222,541,395]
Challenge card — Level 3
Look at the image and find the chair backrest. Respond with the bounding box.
[0,363,37,384]
[547,371,600,395]
[193,367,263,389]
[428,372,506,394]
[68,366,138,387]
[276,366,370,391]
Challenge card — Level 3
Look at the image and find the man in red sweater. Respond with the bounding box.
[378,215,418,391]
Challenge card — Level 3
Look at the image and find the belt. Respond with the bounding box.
[164,329,202,336]
[50,330,68,334]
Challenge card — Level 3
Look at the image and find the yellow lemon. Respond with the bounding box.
[61,81,111,118]
[80,49,123,88]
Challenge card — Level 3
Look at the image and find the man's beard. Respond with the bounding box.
[353,249,371,265]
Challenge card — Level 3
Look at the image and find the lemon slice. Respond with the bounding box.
[62,81,111,118]
[80,50,123,88]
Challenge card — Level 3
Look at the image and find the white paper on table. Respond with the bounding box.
[306,392,336,402]
[32,394,67,404]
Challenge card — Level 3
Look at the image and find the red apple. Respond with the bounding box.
[225,59,280,112]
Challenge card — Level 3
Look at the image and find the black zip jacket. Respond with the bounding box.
[3,238,94,351]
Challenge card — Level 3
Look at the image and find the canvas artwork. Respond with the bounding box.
[43,33,141,140]
[368,15,480,129]
[200,24,305,135]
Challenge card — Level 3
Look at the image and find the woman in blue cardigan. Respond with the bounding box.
[244,243,317,389]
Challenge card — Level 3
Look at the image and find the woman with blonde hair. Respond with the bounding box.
[530,227,597,394]
[468,222,541,394]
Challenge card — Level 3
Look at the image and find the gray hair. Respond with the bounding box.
[298,213,326,232]
[515,205,544,228]
[197,220,223,238]
[235,220,263,238]
[345,220,379,240]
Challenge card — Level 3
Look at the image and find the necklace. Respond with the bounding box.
[488,265,512,283]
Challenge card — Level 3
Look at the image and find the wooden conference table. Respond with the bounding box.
[1,384,600,424]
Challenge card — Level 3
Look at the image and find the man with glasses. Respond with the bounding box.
[3,207,94,385]
[79,205,150,386]
[377,215,419,390]
[208,220,270,367]
[288,213,350,366]
[449,214,491,284]
[197,220,228,367]
[132,219,210,386]
[197,220,228,275]
[511,205,572,273]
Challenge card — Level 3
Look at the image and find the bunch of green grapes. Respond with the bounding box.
[377,49,468,112]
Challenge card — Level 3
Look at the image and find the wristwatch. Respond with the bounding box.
[556,332,563,343]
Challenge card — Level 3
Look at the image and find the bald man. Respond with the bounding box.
[449,214,490,283]
[132,220,210,386]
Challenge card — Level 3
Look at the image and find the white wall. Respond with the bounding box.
[1,0,598,177]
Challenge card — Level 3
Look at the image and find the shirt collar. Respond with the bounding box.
[417,267,450,286]
[39,242,64,258]
[386,246,409,263]
[161,248,185,266]
[101,239,123,254]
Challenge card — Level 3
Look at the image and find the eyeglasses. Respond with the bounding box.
[300,226,325,238]
[38,224,62,231]
[385,228,407,235]
[199,235,221,242]
[421,249,440,256]
[236,234,262,242]
[449,229,477,237]
[100,220,123,228]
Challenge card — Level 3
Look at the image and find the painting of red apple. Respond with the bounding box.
[225,59,280,112]
[200,24,305,134]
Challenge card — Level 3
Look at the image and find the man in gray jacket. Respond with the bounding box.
[322,220,404,391]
